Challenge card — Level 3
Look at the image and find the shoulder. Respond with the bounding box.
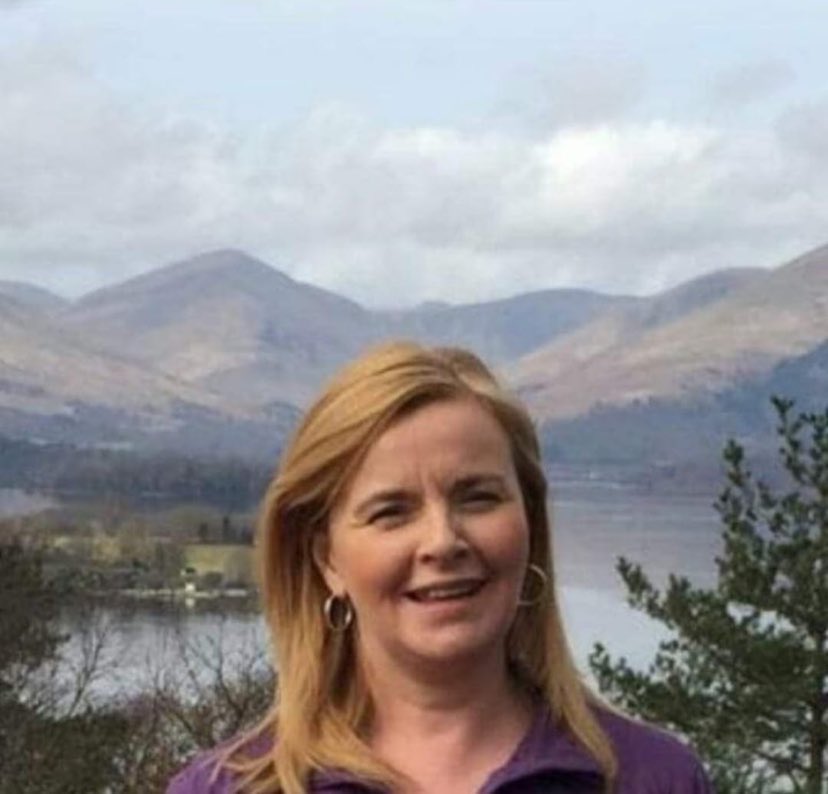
[493,704,712,794]
[166,732,273,794]
[596,709,714,793]
[166,750,229,794]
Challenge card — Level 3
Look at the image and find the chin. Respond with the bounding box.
[403,627,510,669]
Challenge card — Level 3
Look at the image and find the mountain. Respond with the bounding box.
[0,291,296,456]
[540,337,828,476]
[63,249,632,406]
[0,293,222,414]
[1,244,825,473]
[510,248,825,420]
[758,337,828,406]
[0,280,68,313]
[63,249,381,406]
[5,250,637,456]
[621,267,766,329]
[385,288,636,363]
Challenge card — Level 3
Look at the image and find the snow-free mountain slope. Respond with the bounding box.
[64,249,380,406]
[511,249,824,420]
[0,280,68,313]
[387,288,636,363]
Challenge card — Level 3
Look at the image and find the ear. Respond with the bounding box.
[312,529,345,595]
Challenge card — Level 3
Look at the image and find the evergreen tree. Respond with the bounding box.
[0,540,129,793]
[0,540,63,708]
[590,397,828,793]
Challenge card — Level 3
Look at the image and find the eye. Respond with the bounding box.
[367,503,409,526]
[460,490,501,509]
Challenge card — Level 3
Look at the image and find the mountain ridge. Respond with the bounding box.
[510,253,823,420]
[0,244,825,467]
[0,280,68,313]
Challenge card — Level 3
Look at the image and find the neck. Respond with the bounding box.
[362,647,530,745]
[359,647,533,793]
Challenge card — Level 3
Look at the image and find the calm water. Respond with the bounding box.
[553,482,721,590]
[54,482,722,702]
[57,603,269,703]
[0,488,56,518]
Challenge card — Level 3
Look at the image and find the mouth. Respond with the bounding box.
[404,578,487,603]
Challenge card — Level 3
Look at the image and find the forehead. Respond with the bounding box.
[349,398,514,488]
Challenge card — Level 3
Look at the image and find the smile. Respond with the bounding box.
[405,578,487,603]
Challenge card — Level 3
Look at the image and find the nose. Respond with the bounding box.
[417,506,469,564]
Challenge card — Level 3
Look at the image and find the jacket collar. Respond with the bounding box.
[311,706,603,792]
[480,707,602,792]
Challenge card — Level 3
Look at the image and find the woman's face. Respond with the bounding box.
[316,397,531,676]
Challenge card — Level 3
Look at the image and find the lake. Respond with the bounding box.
[0,487,57,518]
[54,480,723,702]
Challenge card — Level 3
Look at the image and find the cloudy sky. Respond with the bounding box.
[2,0,828,307]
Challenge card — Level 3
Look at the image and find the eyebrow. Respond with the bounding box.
[452,474,507,491]
[352,474,509,517]
[352,489,413,519]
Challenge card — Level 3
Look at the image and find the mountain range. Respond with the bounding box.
[1,244,826,475]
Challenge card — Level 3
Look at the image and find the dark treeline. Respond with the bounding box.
[0,540,272,793]
[0,435,274,511]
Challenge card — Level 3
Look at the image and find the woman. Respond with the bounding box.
[168,342,712,793]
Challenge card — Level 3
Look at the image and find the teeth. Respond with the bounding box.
[411,582,480,601]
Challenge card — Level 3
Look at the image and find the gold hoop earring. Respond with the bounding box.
[323,593,354,632]
[518,563,548,607]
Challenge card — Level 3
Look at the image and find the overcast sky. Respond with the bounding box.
[2,0,828,307]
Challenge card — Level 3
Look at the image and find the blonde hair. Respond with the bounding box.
[223,341,617,792]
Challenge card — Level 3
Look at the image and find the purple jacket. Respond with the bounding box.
[167,708,714,793]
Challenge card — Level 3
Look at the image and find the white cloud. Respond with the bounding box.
[1,41,827,306]
[495,56,647,131]
[775,99,828,163]
[708,59,795,108]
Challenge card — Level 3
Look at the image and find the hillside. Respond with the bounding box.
[63,249,380,406]
[385,288,635,363]
[0,244,825,472]
[511,248,825,420]
[0,291,296,456]
[541,338,828,474]
[0,280,68,313]
[62,249,632,406]
[0,295,211,415]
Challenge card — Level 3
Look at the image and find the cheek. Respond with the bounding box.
[487,514,531,575]
[494,531,531,625]
[331,536,411,599]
